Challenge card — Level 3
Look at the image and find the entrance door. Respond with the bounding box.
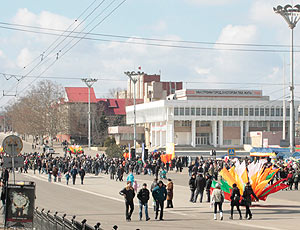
[196,133,210,146]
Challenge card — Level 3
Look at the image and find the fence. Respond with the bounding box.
[33,208,101,230]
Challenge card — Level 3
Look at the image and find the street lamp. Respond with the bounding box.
[274,4,300,153]
[124,71,144,155]
[82,78,98,149]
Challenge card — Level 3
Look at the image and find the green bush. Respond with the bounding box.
[105,143,122,158]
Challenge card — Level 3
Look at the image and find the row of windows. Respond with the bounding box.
[174,107,290,117]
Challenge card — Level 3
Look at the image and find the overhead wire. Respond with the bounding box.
[12,0,128,99]
[1,21,300,48]
[0,25,299,53]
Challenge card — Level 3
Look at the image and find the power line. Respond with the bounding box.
[1,24,299,53]
[1,21,300,48]
[14,0,128,99]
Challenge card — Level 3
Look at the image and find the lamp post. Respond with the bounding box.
[82,78,98,149]
[124,71,144,153]
[274,4,300,153]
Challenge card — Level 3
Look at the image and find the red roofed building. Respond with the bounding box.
[57,87,143,145]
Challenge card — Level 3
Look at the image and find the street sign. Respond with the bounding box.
[3,157,24,168]
[227,148,235,156]
[2,135,23,156]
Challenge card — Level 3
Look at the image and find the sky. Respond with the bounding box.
[0,0,299,107]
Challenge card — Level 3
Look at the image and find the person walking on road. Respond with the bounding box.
[189,174,196,202]
[79,167,86,185]
[151,178,158,211]
[205,175,212,202]
[243,182,259,220]
[126,170,135,184]
[193,173,206,203]
[70,166,78,185]
[119,181,135,222]
[65,171,70,185]
[166,179,174,208]
[211,183,224,220]
[137,183,150,221]
[229,183,242,220]
[152,180,167,221]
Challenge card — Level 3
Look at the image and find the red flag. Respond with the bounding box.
[138,66,141,70]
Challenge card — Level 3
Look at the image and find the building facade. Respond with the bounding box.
[126,89,298,148]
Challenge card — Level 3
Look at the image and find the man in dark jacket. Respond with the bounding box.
[120,181,135,221]
[189,174,196,202]
[230,183,242,219]
[79,167,86,185]
[243,182,259,220]
[70,166,78,185]
[205,175,212,202]
[193,173,206,203]
[137,183,150,221]
[152,180,167,220]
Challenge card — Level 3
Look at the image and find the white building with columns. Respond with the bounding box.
[126,89,298,148]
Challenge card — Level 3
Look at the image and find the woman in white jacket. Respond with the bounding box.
[211,183,225,220]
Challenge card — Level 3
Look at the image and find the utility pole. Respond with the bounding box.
[283,57,286,140]
[82,78,98,150]
[124,71,144,153]
[274,4,300,153]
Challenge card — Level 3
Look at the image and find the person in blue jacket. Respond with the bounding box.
[152,180,167,220]
[126,170,135,184]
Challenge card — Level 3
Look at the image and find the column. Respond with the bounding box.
[154,122,158,147]
[240,120,244,146]
[219,120,223,147]
[166,120,174,144]
[150,123,153,147]
[191,120,196,147]
[159,122,163,147]
[212,120,217,147]
[245,121,249,144]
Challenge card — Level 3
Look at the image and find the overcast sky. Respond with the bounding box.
[0,0,299,107]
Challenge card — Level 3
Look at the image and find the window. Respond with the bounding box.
[196,108,201,116]
[200,121,210,127]
[239,108,243,116]
[234,108,238,116]
[174,107,179,116]
[185,107,190,116]
[207,108,212,116]
[201,108,206,116]
[287,108,290,117]
[265,108,270,116]
[212,108,217,116]
[271,108,275,116]
[180,107,184,116]
[223,108,228,116]
[218,108,222,116]
[250,108,254,116]
[191,107,195,116]
[255,108,259,116]
[229,108,233,116]
[224,140,232,145]
[276,108,280,117]
[244,108,249,116]
[224,121,240,127]
[182,120,191,127]
[281,108,283,116]
[260,108,264,116]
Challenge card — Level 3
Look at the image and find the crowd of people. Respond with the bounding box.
[0,149,299,223]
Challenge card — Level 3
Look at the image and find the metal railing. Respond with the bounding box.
[33,208,101,230]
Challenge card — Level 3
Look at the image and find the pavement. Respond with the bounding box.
[1,133,300,229]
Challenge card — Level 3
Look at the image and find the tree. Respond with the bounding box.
[105,143,122,158]
[5,80,64,139]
